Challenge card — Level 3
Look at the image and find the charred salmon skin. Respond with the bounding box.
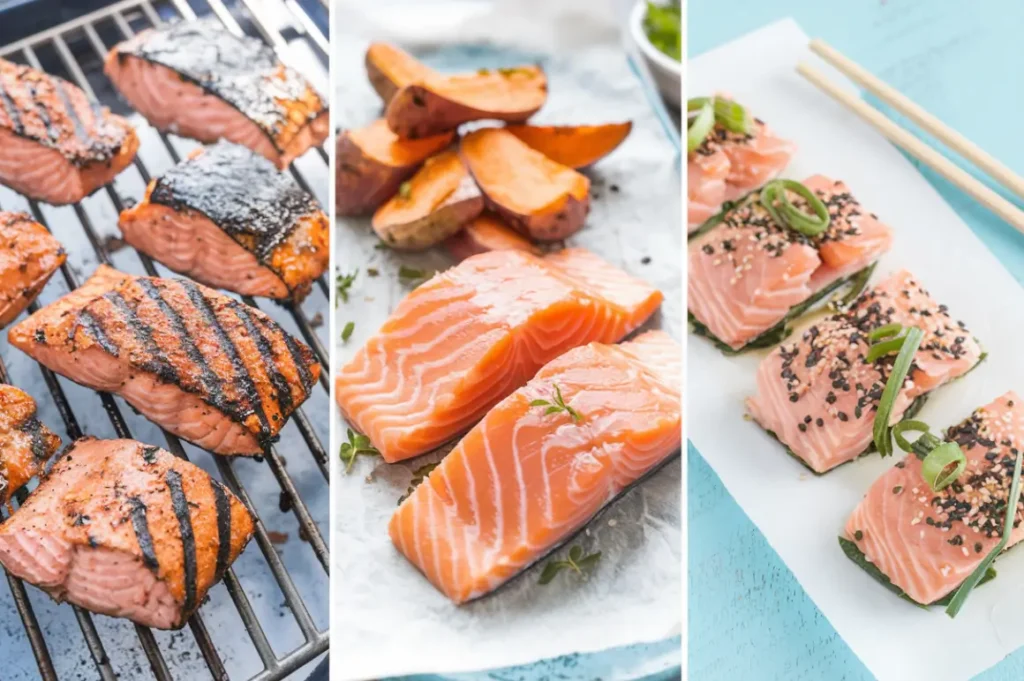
[0,437,254,629]
[844,392,1024,606]
[0,211,66,328]
[0,57,139,205]
[746,270,983,474]
[336,249,663,463]
[0,384,60,505]
[689,175,893,352]
[118,141,329,302]
[389,330,681,603]
[8,265,320,456]
[104,18,328,169]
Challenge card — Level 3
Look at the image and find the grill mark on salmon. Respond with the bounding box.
[74,309,119,356]
[103,290,180,383]
[0,83,22,133]
[127,497,160,570]
[282,331,316,394]
[210,480,233,584]
[228,300,294,414]
[0,385,60,504]
[165,469,198,615]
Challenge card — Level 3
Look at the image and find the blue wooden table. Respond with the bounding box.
[689,1,1024,679]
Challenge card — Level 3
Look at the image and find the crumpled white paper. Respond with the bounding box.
[331,2,682,680]
[688,19,1024,681]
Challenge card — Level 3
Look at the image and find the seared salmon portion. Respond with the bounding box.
[389,331,681,603]
[104,18,328,169]
[0,437,254,629]
[0,212,66,327]
[746,270,983,473]
[0,58,139,205]
[336,249,663,463]
[8,265,320,456]
[845,393,1024,606]
[0,384,60,505]
[689,175,893,351]
[118,141,329,302]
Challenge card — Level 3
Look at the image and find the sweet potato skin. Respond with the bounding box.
[505,122,632,169]
[365,42,437,105]
[487,194,589,242]
[444,213,540,261]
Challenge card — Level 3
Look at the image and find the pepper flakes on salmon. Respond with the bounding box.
[118,141,329,302]
[0,384,60,505]
[0,58,139,205]
[0,211,66,328]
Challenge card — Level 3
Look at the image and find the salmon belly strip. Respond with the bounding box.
[118,141,329,302]
[0,58,139,205]
[0,438,254,629]
[688,174,894,351]
[747,270,983,473]
[0,211,66,328]
[688,116,795,232]
[336,249,663,463]
[8,265,320,456]
[0,384,61,504]
[389,331,681,603]
[845,392,1024,605]
[104,17,328,170]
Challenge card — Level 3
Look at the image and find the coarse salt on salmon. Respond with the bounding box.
[0,384,60,504]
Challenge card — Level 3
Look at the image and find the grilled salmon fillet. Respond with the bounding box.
[336,248,663,463]
[104,18,328,169]
[845,392,1024,606]
[0,211,66,328]
[0,58,139,205]
[0,384,60,505]
[8,265,320,456]
[0,437,254,629]
[389,331,682,603]
[118,141,329,302]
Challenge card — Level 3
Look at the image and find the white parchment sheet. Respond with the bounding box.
[688,19,1024,681]
[331,2,682,679]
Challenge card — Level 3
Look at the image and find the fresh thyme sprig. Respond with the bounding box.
[340,429,380,473]
[530,384,583,424]
[538,545,601,585]
[341,321,355,342]
[336,270,357,306]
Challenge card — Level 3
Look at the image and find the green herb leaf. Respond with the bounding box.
[398,181,412,200]
[921,442,967,492]
[643,1,681,61]
[341,321,355,342]
[367,267,380,277]
[530,383,583,424]
[538,561,565,585]
[398,265,431,287]
[374,241,391,250]
[760,179,831,236]
[339,428,380,473]
[537,545,601,585]
[872,326,924,458]
[336,270,357,306]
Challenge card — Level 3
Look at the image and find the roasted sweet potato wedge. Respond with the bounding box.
[371,149,483,250]
[336,119,455,216]
[505,122,632,169]
[386,66,547,139]
[365,42,438,105]
[444,213,540,262]
[460,128,589,241]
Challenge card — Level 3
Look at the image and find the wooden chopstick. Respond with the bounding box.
[796,60,1024,235]
[808,39,1024,202]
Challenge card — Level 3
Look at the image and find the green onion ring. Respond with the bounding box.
[921,442,967,492]
[759,182,786,227]
[688,96,752,134]
[946,448,1023,618]
[866,336,909,363]
[759,179,831,236]
[891,419,932,453]
[687,99,714,154]
[872,326,924,458]
[869,323,904,342]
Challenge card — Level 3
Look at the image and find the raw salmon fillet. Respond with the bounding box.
[118,141,329,302]
[104,18,328,169]
[9,265,320,456]
[0,437,254,629]
[336,249,663,463]
[0,57,139,205]
[845,392,1024,605]
[747,270,983,473]
[389,331,681,603]
[689,175,893,351]
[688,116,795,232]
[0,212,66,328]
[0,384,60,505]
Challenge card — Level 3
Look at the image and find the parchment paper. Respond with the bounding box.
[688,19,1024,681]
[331,3,682,680]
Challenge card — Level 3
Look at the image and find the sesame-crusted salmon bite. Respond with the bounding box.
[688,174,894,353]
[843,392,1024,614]
[746,270,984,474]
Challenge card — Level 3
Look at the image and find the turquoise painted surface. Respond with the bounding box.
[689,1,1024,680]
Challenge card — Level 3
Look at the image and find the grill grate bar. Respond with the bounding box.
[283,0,329,55]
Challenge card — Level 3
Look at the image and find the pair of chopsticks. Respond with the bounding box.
[797,40,1024,234]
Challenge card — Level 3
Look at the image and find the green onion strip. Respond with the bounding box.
[687,96,753,154]
[687,99,714,154]
[760,179,832,237]
[871,326,924,458]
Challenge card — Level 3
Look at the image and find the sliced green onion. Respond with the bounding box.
[687,99,714,154]
[891,419,932,454]
[869,323,904,342]
[946,448,1023,618]
[921,442,967,492]
[872,326,924,458]
[688,96,753,135]
[831,262,875,311]
[760,179,831,236]
[866,336,910,363]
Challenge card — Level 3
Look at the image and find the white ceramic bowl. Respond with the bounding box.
[629,0,682,108]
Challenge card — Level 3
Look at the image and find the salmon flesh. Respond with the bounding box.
[389,331,681,603]
[0,211,66,328]
[8,265,320,456]
[0,384,60,505]
[0,437,254,629]
[119,141,329,302]
[336,249,663,463]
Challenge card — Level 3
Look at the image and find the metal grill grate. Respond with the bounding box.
[0,1,330,679]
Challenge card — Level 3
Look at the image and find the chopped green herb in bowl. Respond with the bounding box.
[644,1,681,62]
